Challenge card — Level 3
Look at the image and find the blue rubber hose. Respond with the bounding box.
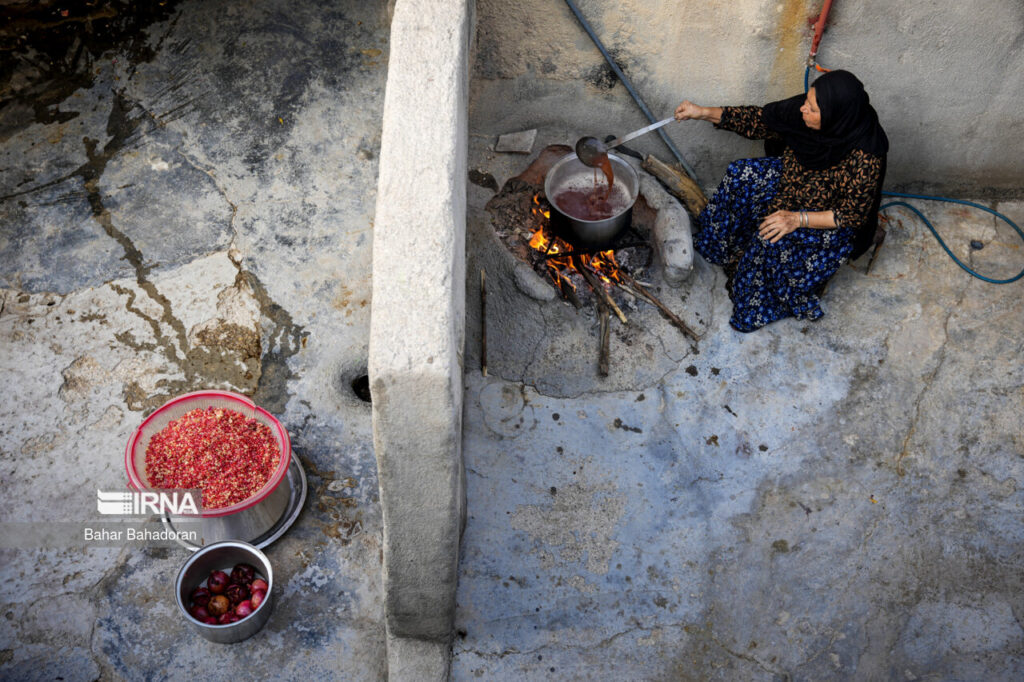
[805,66,1023,283]
[563,0,699,184]
[880,193,1024,284]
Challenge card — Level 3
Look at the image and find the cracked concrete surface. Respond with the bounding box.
[2,1,388,679]
[458,98,1024,678]
[3,0,1024,679]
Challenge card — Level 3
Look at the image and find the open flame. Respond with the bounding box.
[527,193,624,294]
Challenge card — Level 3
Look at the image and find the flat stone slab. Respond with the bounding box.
[495,129,538,154]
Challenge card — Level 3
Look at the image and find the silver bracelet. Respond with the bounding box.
[800,210,808,228]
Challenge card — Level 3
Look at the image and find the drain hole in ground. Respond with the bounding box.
[351,375,372,403]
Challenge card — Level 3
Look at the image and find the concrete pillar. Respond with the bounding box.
[369,0,472,678]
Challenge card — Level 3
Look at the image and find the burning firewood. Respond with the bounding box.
[485,144,702,377]
[573,255,627,325]
[555,272,582,309]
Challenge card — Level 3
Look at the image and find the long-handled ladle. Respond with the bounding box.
[575,116,677,168]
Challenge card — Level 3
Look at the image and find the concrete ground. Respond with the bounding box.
[456,109,1024,678]
[3,1,1024,681]
[1,1,389,679]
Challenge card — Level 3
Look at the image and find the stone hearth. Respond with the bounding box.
[466,145,713,398]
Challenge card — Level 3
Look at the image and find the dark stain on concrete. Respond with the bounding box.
[585,61,618,91]
[300,432,371,547]
[768,0,807,96]
[685,365,698,376]
[0,0,184,140]
[196,322,261,358]
[2,52,294,409]
[613,417,642,434]
[297,452,336,482]
[469,169,499,192]
[210,7,383,176]
[245,269,305,415]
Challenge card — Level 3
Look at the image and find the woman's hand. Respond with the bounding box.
[675,101,723,124]
[674,101,704,121]
[758,210,801,243]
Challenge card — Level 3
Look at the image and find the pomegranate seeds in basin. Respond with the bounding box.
[145,407,281,510]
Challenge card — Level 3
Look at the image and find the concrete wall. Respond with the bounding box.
[472,0,1024,197]
[369,0,472,678]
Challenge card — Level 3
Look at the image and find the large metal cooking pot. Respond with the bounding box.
[543,152,639,248]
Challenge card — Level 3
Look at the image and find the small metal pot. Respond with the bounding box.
[176,540,274,643]
[543,152,639,248]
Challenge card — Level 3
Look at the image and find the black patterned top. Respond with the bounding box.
[716,105,884,233]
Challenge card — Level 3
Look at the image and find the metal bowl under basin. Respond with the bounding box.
[176,540,274,643]
[543,152,639,248]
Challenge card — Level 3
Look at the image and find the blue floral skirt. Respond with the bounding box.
[694,157,855,332]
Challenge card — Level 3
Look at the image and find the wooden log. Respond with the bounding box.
[480,269,487,376]
[642,154,708,216]
[542,241,647,259]
[598,305,610,377]
[557,272,583,309]
[619,272,701,342]
[612,282,640,301]
[602,286,628,325]
[574,256,627,324]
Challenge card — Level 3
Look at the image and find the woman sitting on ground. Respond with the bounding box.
[675,70,889,332]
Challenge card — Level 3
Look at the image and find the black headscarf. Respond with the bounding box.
[762,70,888,170]
[762,70,889,258]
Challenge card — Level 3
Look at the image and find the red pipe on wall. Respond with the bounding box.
[809,0,834,59]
